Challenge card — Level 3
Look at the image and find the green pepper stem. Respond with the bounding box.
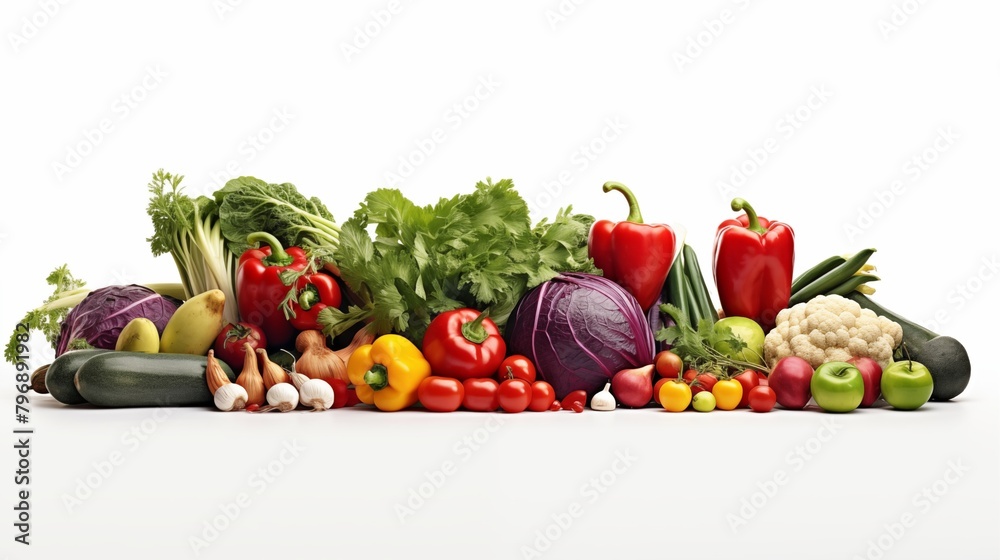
[461,310,491,345]
[247,232,294,267]
[730,198,766,235]
[603,181,643,224]
[298,284,320,311]
[363,364,389,391]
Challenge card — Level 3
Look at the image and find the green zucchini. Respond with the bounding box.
[682,244,719,324]
[75,352,235,408]
[45,349,111,405]
[847,292,970,401]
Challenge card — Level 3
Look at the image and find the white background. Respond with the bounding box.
[2,1,999,559]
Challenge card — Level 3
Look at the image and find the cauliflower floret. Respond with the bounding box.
[764,294,901,370]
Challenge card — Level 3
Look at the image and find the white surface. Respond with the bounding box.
[2,1,999,559]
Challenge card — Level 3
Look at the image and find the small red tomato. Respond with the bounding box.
[734,370,762,408]
[213,322,267,371]
[693,373,718,395]
[496,354,537,383]
[569,401,585,413]
[498,378,532,413]
[419,376,465,412]
[654,350,684,379]
[245,403,260,412]
[748,386,777,412]
[528,381,556,411]
[549,399,562,411]
[462,378,500,412]
[345,388,362,407]
[653,378,669,405]
[563,390,588,410]
[324,378,349,409]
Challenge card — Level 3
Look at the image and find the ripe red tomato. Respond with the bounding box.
[418,376,465,412]
[324,378,350,409]
[562,390,588,411]
[528,381,556,411]
[497,355,536,384]
[653,378,669,404]
[734,369,762,408]
[498,378,532,413]
[654,350,684,379]
[213,322,267,371]
[748,386,777,412]
[462,378,500,412]
[683,369,718,395]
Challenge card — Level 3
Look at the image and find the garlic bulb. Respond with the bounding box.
[265,383,299,412]
[214,383,248,411]
[299,378,334,411]
[591,383,616,411]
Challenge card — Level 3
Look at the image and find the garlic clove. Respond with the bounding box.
[214,383,249,412]
[591,382,616,411]
[266,382,300,412]
[299,378,334,411]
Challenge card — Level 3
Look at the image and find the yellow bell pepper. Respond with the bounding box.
[347,334,431,412]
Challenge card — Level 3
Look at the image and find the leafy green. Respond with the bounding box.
[320,178,598,342]
[657,303,769,374]
[6,265,86,364]
[214,176,340,256]
[146,169,239,324]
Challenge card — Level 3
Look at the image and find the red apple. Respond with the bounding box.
[611,365,655,408]
[848,356,883,407]
[768,357,814,409]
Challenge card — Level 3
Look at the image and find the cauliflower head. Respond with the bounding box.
[764,294,902,370]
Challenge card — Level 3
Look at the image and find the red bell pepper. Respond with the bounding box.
[712,198,794,332]
[237,232,309,349]
[421,308,506,380]
[588,182,676,311]
[286,272,342,331]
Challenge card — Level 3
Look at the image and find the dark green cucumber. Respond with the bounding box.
[75,352,235,408]
[789,248,876,306]
[45,350,111,405]
[827,274,880,297]
[790,255,845,295]
[682,244,719,324]
[665,255,687,319]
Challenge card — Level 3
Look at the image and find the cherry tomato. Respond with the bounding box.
[563,390,588,411]
[659,380,692,412]
[653,378,669,405]
[462,378,500,412]
[418,376,465,412]
[549,399,562,411]
[528,381,556,412]
[498,378,532,413]
[497,355,536,384]
[734,370,761,408]
[654,350,684,379]
[682,369,717,395]
[344,388,361,407]
[692,391,716,412]
[324,378,350,409]
[713,378,743,411]
[245,403,260,412]
[213,322,267,371]
[748,386,777,412]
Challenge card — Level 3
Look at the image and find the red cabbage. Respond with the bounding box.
[505,273,655,399]
[55,285,180,356]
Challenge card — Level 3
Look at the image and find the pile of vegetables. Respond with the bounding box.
[10,168,971,415]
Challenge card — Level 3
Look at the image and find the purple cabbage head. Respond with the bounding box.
[55,285,180,356]
[505,273,655,399]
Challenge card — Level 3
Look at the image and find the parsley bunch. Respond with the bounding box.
[320,178,597,342]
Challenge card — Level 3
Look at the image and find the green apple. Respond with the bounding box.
[881,360,934,410]
[692,391,716,412]
[713,316,766,366]
[810,361,865,412]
